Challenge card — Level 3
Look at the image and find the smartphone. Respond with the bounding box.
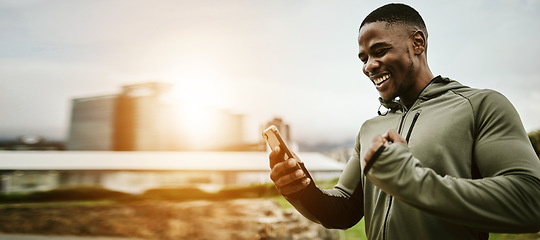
[262,125,313,190]
[262,125,293,162]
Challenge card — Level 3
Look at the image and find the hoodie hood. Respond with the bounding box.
[378,76,469,115]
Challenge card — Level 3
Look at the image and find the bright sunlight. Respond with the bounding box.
[165,72,242,151]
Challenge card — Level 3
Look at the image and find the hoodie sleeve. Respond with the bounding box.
[284,137,365,229]
[364,91,540,233]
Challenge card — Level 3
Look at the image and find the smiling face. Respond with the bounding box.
[358,21,419,103]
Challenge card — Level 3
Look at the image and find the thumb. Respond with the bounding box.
[269,146,286,169]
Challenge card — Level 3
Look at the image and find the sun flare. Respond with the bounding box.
[166,77,228,150]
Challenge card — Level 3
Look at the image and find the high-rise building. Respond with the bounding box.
[114,82,179,151]
[66,82,244,151]
[66,95,117,150]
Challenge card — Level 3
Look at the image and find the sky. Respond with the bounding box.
[1,0,539,146]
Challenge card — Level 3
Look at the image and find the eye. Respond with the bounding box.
[374,48,389,57]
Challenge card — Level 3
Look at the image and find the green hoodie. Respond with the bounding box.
[288,76,540,240]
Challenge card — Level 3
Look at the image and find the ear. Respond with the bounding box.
[411,30,426,55]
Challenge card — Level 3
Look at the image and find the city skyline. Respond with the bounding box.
[1,0,539,146]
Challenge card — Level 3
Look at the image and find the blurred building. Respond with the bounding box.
[67,82,245,151]
[0,136,64,151]
[66,95,118,150]
[113,82,180,151]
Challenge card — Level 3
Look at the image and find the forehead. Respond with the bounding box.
[358,22,406,50]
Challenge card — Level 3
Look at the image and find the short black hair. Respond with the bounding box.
[360,3,427,36]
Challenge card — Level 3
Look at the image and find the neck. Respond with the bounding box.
[400,67,434,109]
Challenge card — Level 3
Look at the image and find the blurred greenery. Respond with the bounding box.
[490,233,540,240]
[0,183,280,204]
[0,185,132,203]
[142,183,278,201]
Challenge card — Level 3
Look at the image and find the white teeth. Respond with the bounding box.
[373,74,390,85]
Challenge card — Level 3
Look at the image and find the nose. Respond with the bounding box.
[363,58,380,76]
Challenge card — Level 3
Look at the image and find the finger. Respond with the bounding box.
[279,177,311,196]
[381,131,391,146]
[269,146,286,169]
[291,151,302,163]
[269,161,283,182]
[363,155,368,168]
[382,131,389,140]
[364,135,386,164]
[385,129,406,144]
[274,168,305,188]
[371,135,386,148]
[270,158,298,182]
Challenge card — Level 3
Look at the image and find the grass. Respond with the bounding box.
[341,219,367,240]
[489,233,540,240]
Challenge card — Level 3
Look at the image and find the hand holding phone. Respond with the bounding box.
[263,125,313,198]
[262,125,295,168]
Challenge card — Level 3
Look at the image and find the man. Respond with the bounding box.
[269,3,540,240]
